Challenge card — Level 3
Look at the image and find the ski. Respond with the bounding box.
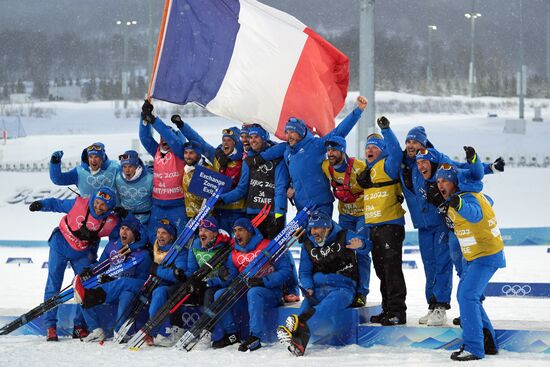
[174,205,311,351]
[0,251,146,336]
[125,204,271,350]
[113,187,224,344]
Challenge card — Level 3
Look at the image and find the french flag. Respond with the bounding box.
[148,0,349,138]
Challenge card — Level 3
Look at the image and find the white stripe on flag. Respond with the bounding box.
[205,0,308,133]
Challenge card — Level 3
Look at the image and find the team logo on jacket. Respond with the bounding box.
[75,215,101,231]
[109,250,126,266]
[237,252,257,266]
[310,242,341,261]
[119,186,150,199]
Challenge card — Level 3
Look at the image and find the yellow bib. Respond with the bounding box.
[182,163,213,218]
[153,240,169,264]
[322,158,365,216]
[447,192,504,261]
[363,159,405,224]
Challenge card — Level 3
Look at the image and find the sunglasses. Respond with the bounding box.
[416,149,429,156]
[222,129,235,136]
[159,218,171,225]
[87,144,104,152]
[200,219,217,229]
[97,191,111,201]
[439,163,454,170]
[367,133,383,140]
[118,153,131,161]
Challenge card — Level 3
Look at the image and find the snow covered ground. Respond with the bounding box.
[0,95,549,365]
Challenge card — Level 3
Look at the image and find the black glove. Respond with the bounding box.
[377,116,390,129]
[492,157,505,172]
[171,114,183,129]
[186,279,207,294]
[426,183,445,207]
[449,195,462,210]
[98,273,115,284]
[218,266,230,281]
[245,154,266,169]
[173,268,187,282]
[350,293,366,308]
[29,201,43,212]
[215,149,230,168]
[356,168,372,189]
[113,206,129,219]
[150,262,159,276]
[401,163,413,191]
[80,267,94,281]
[141,99,155,124]
[50,150,63,164]
[247,277,264,288]
[463,146,477,164]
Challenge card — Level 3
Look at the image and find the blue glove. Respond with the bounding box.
[51,150,64,164]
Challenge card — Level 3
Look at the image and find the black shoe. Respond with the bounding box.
[451,346,481,361]
[238,336,261,352]
[212,333,239,349]
[380,314,406,326]
[370,311,387,324]
[453,317,461,326]
[483,328,498,355]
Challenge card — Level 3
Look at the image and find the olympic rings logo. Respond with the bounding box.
[119,186,150,199]
[237,252,257,266]
[501,284,532,297]
[86,173,115,189]
[180,312,201,328]
[74,215,101,231]
[109,250,125,266]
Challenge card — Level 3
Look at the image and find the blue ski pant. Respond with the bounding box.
[448,231,464,278]
[418,226,452,305]
[44,230,93,328]
[299,286,355,336]
[148,284,175,337]
[82,277,144,331]
[147,203,187,243]
[213,286,281,341]
[458,259,499,359]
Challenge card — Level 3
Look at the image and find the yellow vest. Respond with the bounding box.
[182,162,213,218]
[153,240,169,264]
[447,192,504,261]
[214,159,246,211]
[322,158,365,216]
[363,159,406,224]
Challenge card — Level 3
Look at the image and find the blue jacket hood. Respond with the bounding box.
[233,228,264,252]
[306,221,343,246]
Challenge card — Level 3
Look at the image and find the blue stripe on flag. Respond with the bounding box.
[153,0,240,105]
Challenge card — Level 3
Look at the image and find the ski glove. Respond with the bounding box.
[350,293,366,308]
[173,268,186,282]
[170,114,183,129]
[247,277,264,288]
[80,267,94,281]
[426,183,445,207]
[491,157,505,172]
[356,168,373,189]
[98,273,115,284]
[245,154,266,169]
[449,195,462,211]
[51,150,64,164]
[112,206,129,219]
[215,149,230,168]
[141,99,155,124]
[464,146,477,164]
[377,116,390,129]
[29,201,43,212]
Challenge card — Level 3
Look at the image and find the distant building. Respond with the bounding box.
[48,85,83,102]
[9,93,31,104]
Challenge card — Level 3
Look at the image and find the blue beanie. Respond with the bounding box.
[324,136,347,153]
[222,127,240,145]
[121,215,142,240]
[183,140,203,156]
[415,148,439,163]
[93,186,117,210]
[199,216,219,233]
[233,217,255,235]
[365,133,386,151]
[86,142,106,161]
[248,124,270,142]
[435,164,458,184]
[240,124,251,136]
[119,150,139,167]
[406,126,428,147]
[285,118,307,138]
[308,210,333,229]
[157,219,177,239]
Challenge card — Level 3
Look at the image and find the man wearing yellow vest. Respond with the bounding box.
[357,117,407,326]
[321,136,371,307]
[436,163,505,361]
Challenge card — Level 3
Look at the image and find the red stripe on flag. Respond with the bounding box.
[276,27,349,139]
[147,0,172,99]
